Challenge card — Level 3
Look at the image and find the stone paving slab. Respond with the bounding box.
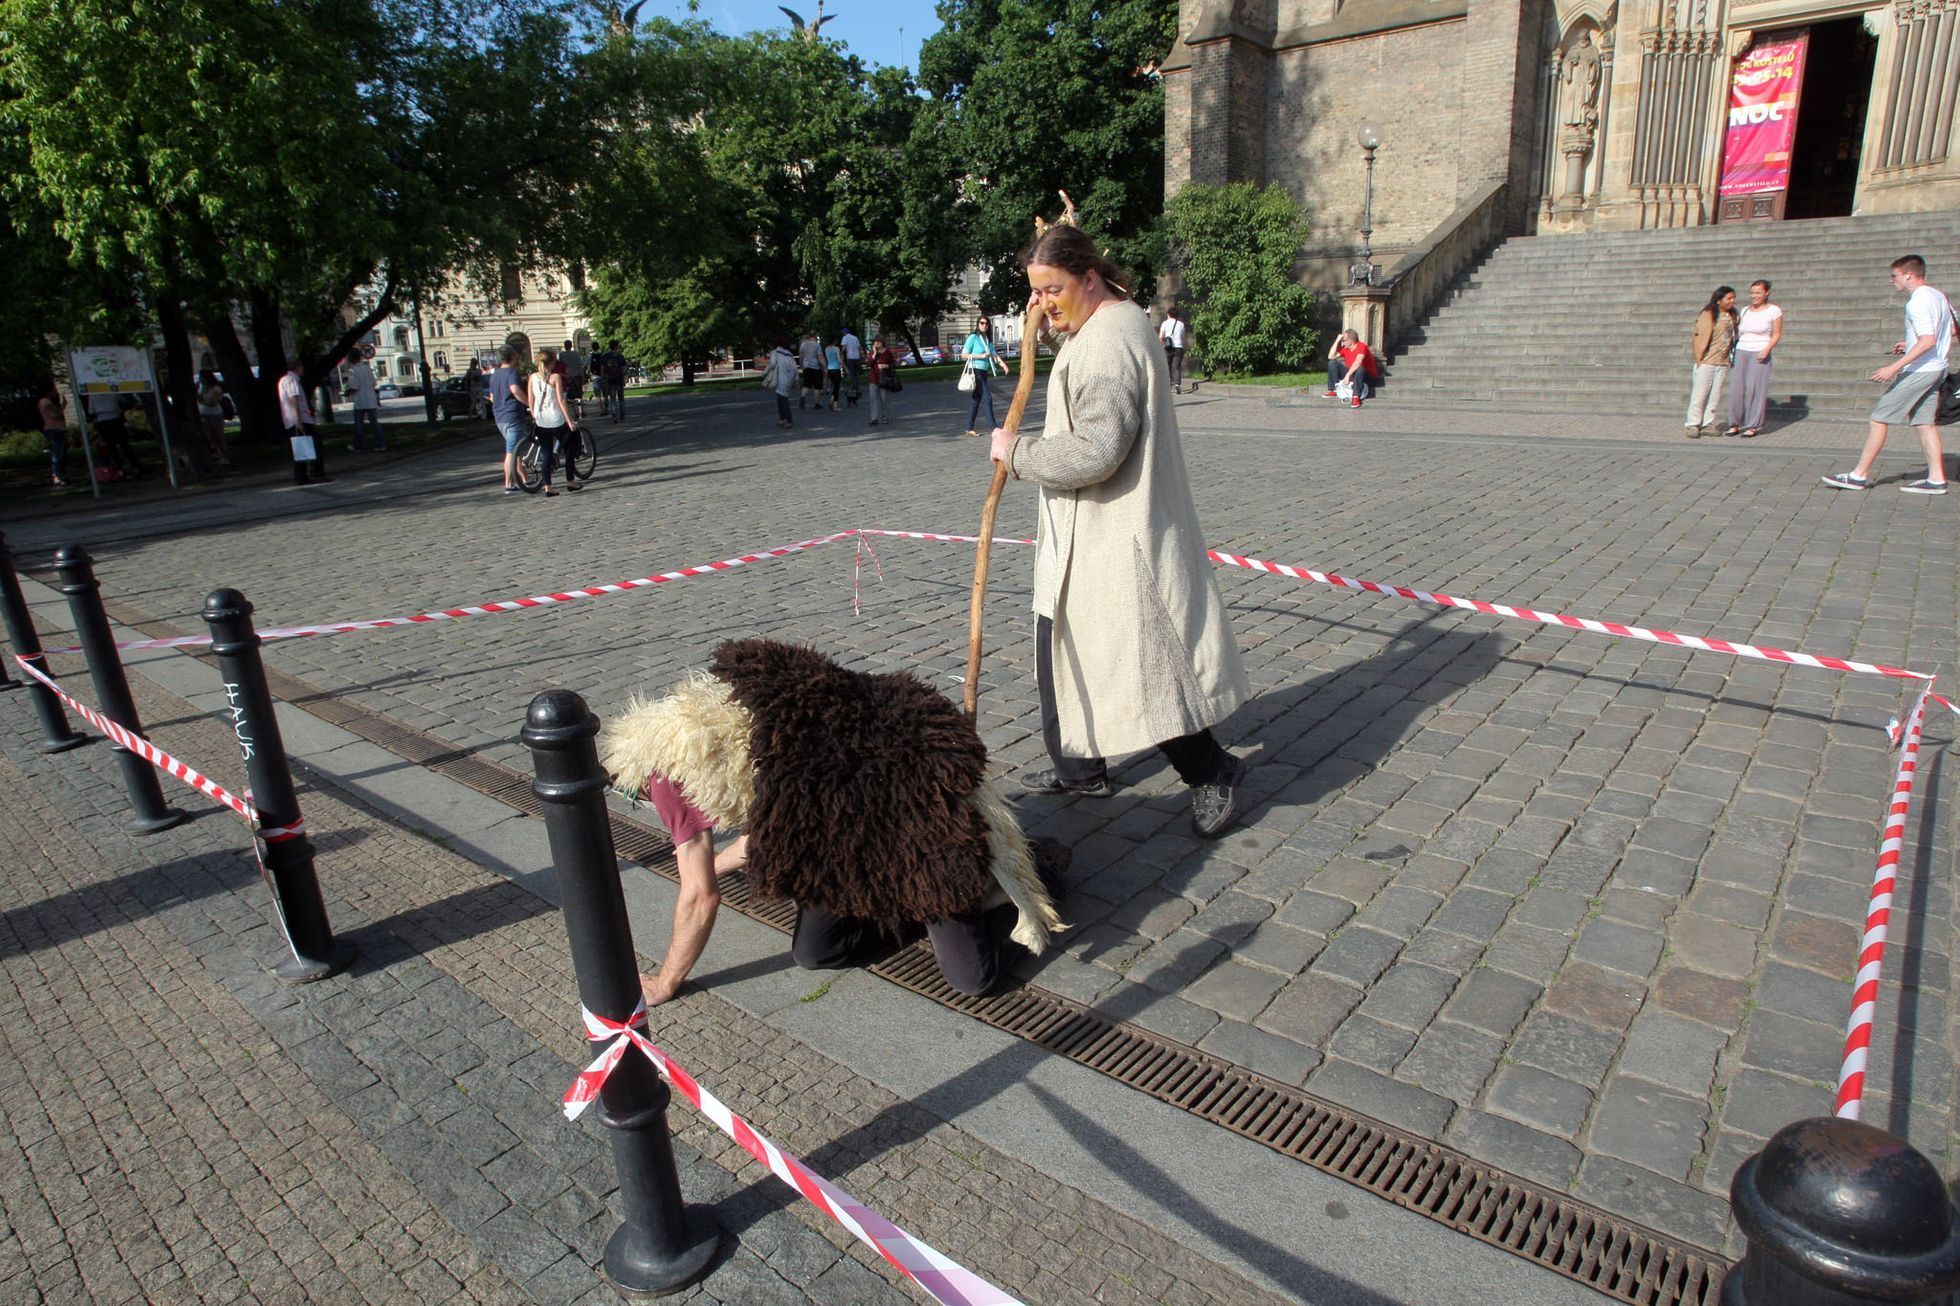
[4,379,1955,1261]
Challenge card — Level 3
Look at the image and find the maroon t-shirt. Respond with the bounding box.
[643,773,713,846]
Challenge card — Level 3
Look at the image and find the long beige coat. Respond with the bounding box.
[1006,299,1248,758]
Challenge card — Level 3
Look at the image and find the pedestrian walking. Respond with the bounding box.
[1823,254,1952,495]
[277,361,330,484]
[528,347,582,496]
[345,355,385,451]
[1727,279,1782,437]
[961,317,1006,436]
[840,327,863,406]
[557,339,587,419]
[36,380,69,487]
[867,336,898,426]
[601,341,627,421]
[764,339,797,428]
[195,370,231,465]
[988,222,1250,838]
[488,346,528,496]
[824,339,844,411]
[1158,305,1190,394]
[1685,285,1738,437]
[85,391,146,478]
[797,331,824,410]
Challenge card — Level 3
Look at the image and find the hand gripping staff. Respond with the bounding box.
[964,191,1080,721]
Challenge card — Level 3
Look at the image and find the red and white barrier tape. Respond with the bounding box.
[1834,686,1932,1120]
[11,654,303,843]
[855,529,1036,547]
[568,1003,1019,1306]
[1202,549,1935,683]
[47,530,863,656]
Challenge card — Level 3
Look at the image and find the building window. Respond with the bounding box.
[433,350,448,372]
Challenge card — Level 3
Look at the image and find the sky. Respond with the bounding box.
[637,0,948,73]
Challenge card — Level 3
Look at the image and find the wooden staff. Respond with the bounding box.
[963,309,1042,721]
[964,192,1079,722]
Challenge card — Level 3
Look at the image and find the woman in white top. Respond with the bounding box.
[527,347,582,496]
[1726,279,1783,438]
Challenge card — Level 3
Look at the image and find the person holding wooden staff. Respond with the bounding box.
[986,223,1251,838]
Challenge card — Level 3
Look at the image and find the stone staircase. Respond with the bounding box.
[1384,213,1960,421]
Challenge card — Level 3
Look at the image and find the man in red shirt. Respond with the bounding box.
[1323,329,1379,408]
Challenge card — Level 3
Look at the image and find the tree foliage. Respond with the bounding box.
[1164,182,1318,376]
[917,0,1175,311]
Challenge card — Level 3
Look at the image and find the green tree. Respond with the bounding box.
[917,0,1175,310]
[1,0,606,439]
[1164,182,1318,376]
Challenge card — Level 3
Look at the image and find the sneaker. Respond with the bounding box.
[503,486,521,496]
[565,482,583,492]
[1321,390,1338,399]
[1684,426,1700,439]
[1901,479,1949,495]
[1190,757,1247,840]
[1821,471,1871,490]
[1349,396,1362,409]
[1016,766,1111,797]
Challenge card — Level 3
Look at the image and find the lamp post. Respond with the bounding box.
[1351,121,1382,286]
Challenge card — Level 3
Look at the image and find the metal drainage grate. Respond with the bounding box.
[96,599,1727,1306]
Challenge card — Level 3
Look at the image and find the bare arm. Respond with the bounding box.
[641,832,725,1005]
[1762,312,1783,361]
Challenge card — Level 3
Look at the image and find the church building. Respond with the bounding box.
[1164,1,1958,327]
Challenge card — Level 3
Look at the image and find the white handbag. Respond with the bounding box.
[289,433,318,461]
[957,367,977,393]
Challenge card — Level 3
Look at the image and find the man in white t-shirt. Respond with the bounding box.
[796,331,824,410]
[840,328,863,405]
[1158,307,1190,394]
[277,360,331,485]
[345,356,385,452]
[1824,254,1953,495]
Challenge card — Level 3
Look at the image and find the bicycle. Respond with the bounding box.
[513,424,597,493]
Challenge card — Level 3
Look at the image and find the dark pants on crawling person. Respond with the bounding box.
[792,899,1019,997]
[1037,615,1232,788]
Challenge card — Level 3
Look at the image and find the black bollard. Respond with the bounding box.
[0,531,86,749]
[54,545,183,832]
[1726,1116,1960,1304]
[202,589,350,983]
[523,689,719,1297]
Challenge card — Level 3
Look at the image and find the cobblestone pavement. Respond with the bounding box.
[5,378,1956,1260]
[0,668,1296,1304]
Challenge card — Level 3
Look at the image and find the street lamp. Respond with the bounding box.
[1351,121,1382,286]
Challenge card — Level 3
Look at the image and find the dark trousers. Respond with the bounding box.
[965,373,998,430]
[1165,346,1186,390]
[774,394,794,424]
[1328,358,1371,397]
[1035,615,1230,788]
[287,424,329,484]
[94,416,143,475]
[791,899,1018,997]
[349,408,384,449]
[845,359,861,404]
[536,424,577,485]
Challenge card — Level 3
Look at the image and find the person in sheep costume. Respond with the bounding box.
[603,639,1065,1003]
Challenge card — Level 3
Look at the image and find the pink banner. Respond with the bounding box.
[1719,33,1809,197]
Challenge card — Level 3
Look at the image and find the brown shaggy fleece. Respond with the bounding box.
[709,639,996,924]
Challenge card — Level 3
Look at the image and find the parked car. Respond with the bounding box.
[376,382,402,400]
[432,375,481,420]
[898,346,943,366]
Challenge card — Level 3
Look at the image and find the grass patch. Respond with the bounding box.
[1211,369,1328,388]
[798,978,835,1003]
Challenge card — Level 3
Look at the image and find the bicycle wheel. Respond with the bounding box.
[570,427,598,481]
[514,430,547,493]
